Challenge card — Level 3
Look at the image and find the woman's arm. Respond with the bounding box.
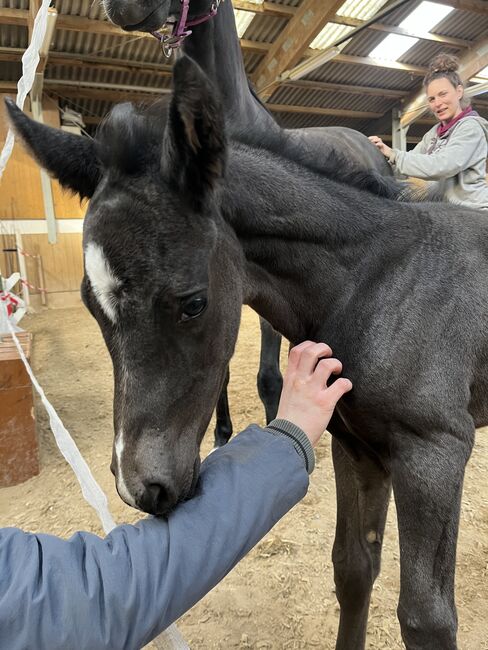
[393,120,484,180]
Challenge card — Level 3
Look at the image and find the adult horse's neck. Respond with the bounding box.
[181,0,280,139]
[178,1,392,180]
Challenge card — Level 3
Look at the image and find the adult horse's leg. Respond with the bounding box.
[257,317,283,423]
[391,422,474,649]
[213,367,232,448]
[331,435,391,650]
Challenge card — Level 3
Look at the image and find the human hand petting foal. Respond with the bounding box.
[368,135,393,160]
[276,341,352,447]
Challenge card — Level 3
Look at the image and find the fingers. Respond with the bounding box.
[312,357,343,387]
[324,377,353,404]
[288,342,352,396]
[368,135,382,145]
[286,340,316,374]
[295,342,333,376]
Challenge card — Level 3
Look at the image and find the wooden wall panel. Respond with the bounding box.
[22,233,83,293]
[0,94,86,220]
[0,233,83,297]
[0,95,44,220]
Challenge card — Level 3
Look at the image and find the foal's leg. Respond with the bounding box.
[213,367,233,448]
[332,437,392,650]
[391,424,474,649]
[257,317,283,423]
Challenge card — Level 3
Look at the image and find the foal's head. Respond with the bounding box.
[6,57,244,515]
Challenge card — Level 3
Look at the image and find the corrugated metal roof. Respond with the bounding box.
[0,0,29,9]
[0,0,486,139]
[305,59,420,91]
[0,24,27,48]
[336,0,389,20]
[310,22,355,51]
[245,14,288,42]
[0,60,21,82]
[56,0,107,21]
[269,83,397,114]
[432,8,488,40]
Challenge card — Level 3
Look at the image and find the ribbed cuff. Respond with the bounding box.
[265,419,315,474]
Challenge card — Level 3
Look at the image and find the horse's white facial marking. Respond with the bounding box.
[115,431,136,507]
[84,242,120,323]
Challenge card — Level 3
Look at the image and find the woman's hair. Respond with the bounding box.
[423,53,470,107]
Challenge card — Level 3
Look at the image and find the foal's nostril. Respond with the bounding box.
[140,482,177,516]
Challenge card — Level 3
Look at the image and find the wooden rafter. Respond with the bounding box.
[253,0,345,99]
[281,79,409,99]
[267,104,383,119]
[0,47,173,76]
[330,14,471,48]
[233,1,296,18]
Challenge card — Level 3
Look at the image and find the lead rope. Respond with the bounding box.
[0,2,189,645]
[5,317,189,649]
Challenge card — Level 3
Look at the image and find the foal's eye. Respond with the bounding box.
[180,294,208,322]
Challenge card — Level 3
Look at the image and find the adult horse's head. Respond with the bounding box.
[6,57,244,515]
[104,0,212,33]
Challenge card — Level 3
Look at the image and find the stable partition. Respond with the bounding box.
[0,94,86,309]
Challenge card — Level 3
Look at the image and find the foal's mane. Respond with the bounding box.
[96,100,169,174]
[95,99,434,203]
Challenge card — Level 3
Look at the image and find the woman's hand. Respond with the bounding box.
[369,135,393,160]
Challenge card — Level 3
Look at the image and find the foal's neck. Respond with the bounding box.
[220,146,404,343]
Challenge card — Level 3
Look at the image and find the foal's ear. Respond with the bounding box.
[163,56,226,207]
[4,98,100,200]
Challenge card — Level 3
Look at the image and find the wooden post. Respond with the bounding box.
[0,331,39,486]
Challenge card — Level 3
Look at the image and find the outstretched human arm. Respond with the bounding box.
[370,120,485,180]
[0,342,351,650]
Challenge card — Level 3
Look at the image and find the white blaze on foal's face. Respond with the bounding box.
[84,242,121,323]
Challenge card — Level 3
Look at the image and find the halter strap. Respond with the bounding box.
[151,0,223,57]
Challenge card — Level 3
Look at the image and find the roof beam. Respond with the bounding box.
[0,9,270,54]
[0,79,170,103]
[400,35,488,128]
[253,0,345,99]
[267,104,383,119]
[233,1,296,18]
[281,78,408,99]
[368,23,471,48]
[0,47,173,76]
[331,14,471,48]
[332,53,426,75]
[0,8,153,39]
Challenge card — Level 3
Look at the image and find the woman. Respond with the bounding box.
[369,53,488,210]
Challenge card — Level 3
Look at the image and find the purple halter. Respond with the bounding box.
[151,0,223,57]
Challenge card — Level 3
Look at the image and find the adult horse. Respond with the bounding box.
[105,0,398,445]
[6,56,485,649]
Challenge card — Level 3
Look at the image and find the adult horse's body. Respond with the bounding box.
[106,0,396,444]
[7,56,486,649]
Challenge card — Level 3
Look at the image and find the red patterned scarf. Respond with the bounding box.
[436,106,478,137]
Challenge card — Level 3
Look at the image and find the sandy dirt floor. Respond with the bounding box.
[1,305,487,649]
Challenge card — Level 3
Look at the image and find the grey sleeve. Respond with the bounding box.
[266,418,315,474]
[0,426,309,650]
[393,120,484,180]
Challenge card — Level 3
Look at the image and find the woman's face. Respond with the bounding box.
[426,77,464,123]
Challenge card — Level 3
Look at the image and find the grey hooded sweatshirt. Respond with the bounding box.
[389,114,488,210]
